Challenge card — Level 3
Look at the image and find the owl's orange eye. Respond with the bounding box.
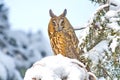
[61,20,64,25]
[60,19,64,26]
[52,21,56,26]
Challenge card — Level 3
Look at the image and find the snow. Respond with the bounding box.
[104,0,120,31]
[5,30,30,46]
[0,4,9,29]
[0,28,52,68]
[88,4,109,24]
[105,9,120,30]
[0,29,52,79]
[0,51,22,80]
[0,63,7,80]
[84,40,109,63]
[0,26,52,79]
[110,0,120,10]
[0,3,52,80]
[0,0,120,79]
[24,54,97,80]
[109,36,119,52]
[23,0,120,79]
[107,22,120,30]
[98,77,105,80]
[105,10,117,18]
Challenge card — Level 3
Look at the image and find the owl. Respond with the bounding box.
[48,9,81,60]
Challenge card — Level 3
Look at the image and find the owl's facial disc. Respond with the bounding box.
[52,18,64,32]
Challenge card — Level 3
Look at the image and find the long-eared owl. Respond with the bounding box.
[48,9,80,60]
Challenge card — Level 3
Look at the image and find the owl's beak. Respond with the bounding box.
[58,26,63,31]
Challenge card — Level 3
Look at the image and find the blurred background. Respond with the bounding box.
[0,0,98,80]
[4,0,98,38]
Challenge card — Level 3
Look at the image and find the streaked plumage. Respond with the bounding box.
[48,9,80,60]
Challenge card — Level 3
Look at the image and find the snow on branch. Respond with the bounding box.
[89,4,109,25]
[74,4,109,31]
[24,54,97,80]
[74,27,86,31]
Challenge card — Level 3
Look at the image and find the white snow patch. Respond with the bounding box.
[107,22,120,30]
[109,36,119,52]
[105,10,117,19]
[89,4,109,24]
[110,0,120,10]
[98,77,105,80]
[84,40,109,63]
[0,51,22,80]
[0,63,7,80]
[24,54,97,80]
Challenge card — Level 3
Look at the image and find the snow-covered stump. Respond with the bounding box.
[24,54,97,80]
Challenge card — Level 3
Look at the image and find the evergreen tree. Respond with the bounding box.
[79,0,120,79]
[0,1,51,79]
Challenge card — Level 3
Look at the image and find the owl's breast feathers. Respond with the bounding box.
[50,31,66,56]
[50,28,80,59]
[65,29,80,59]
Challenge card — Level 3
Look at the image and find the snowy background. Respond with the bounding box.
[4,0,98,38]
[0,0,98,80]
[0,0,120,80]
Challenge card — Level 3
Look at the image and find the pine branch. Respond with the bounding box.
[74,27,86,31]
[98,64,113,79]
[89,4,109,25]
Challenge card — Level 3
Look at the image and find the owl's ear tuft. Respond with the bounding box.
[49,9,56,18]
[61,9,67,17]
